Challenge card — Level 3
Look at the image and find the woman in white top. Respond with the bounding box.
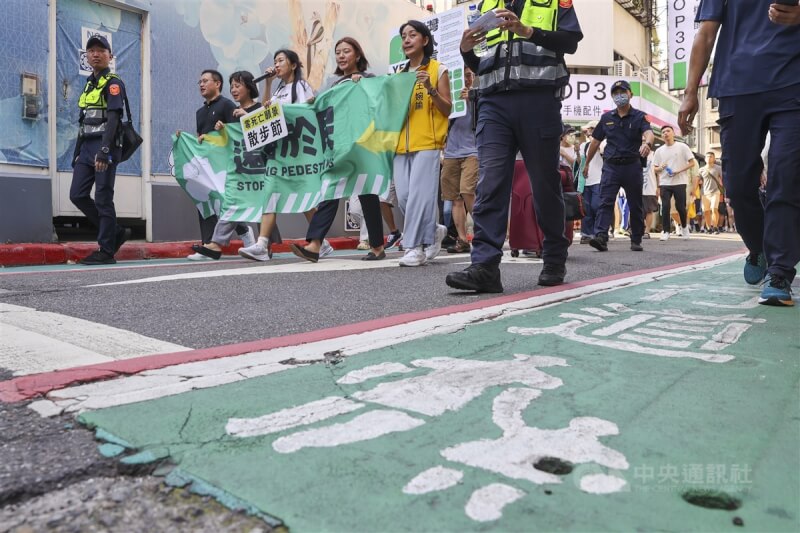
[239,49,328,261]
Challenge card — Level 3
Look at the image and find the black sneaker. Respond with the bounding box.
[445,263,503,293]
[385,230,402,249]
[538,263,566,286]
[79,249,116,265]
[114,227,131,254]
[441,233,458,248]
[630,242,643,252]
[589,234,608,252]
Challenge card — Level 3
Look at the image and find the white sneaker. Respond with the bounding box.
[187,252,212,261]
[681,226,691,238]
[238,237,271,261]
[356,240,370,251]
[320,239,334,258]
[425,224,448,261]
[659,232,670,241]
[399,246,427,267]
[240,226,256,248]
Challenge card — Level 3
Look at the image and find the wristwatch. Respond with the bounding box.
[100,146,110,154]
[428,88,439,97]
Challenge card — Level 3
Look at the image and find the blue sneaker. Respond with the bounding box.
[758,274,794,307]
[743,252,767,285]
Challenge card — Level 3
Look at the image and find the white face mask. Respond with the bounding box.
[613,93,630,107]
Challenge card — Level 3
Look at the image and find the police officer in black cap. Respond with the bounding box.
[582,80,654,252]
[70,35,130,265]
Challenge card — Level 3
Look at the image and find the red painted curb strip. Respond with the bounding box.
[0,251,744,403]
[0,238,360,267]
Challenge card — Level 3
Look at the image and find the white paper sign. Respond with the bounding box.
[240,103,288,152]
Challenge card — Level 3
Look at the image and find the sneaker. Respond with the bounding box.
[79,249,116,265]
[445,263,503,293]
[538,263,566,286]
[713,229,720,235]
[589,234,608,252]
[187,252,212,261]
[320,239,334,258]
[425,224,447,261]
[681,226,691,238]
[659,232,670,241]
[642,233,650,240]
[114,227,131,254]
[441,233,458,248]
[758,274,794,307]
[447,239,471,254]
[356,240,370,251]
[743,252,767,285]
[240,226,256,248]
[521,249,542,258]
[630,242,643,252]
[238,237,272,262]
[399,246,427,267]
[579,235,591,244]
[385,230,402,249]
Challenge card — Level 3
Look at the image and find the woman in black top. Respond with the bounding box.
[289,37,387,262]
[192,71,280,259]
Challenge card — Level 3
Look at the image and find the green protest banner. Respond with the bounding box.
[170,74,416,222]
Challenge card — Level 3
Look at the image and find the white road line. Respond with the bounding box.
[0,303,190,376]
[27,255,741,417]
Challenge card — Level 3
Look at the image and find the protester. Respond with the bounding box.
[188,71,271,260]
[699,152,723,234]
[69,35,131,265]
[441,67,478,254]
[289,37,387,262]
[239,50,328,261]
[652,125,695,241]
[393,20,452,267]
[583,80,654,253]
[446,1,583,292]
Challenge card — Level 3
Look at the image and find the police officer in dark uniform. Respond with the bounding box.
[445,0,583,293]
[70,35,130,265]
[583,80,654,253]
[679,0,800,307]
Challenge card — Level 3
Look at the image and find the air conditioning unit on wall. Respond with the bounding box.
[634,66,660,85]
[614,60,634,78]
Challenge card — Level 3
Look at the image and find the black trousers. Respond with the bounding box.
[660,184,687,231]
[198,213,249,244]
[70,141,122,254]
[307,195,384,248]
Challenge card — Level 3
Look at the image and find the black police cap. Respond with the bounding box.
[86,35,111,53]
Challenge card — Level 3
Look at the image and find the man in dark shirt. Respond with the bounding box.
[445,0,583,292]
[583,80,655,252]
[679,0,800,307]
[186,69,252,260]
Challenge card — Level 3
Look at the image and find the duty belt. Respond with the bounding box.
[607,156,639,165]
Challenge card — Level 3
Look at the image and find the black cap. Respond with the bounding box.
[86,35,111,53]
[562,123,576,135]
[611,80,631,93]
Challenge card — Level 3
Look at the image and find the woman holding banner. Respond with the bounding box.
[394,20,451,267]
[190,70,281,260]
[290,37,388,262]
[239,49,326,262]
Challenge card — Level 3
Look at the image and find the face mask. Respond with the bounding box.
[613,94,630,107]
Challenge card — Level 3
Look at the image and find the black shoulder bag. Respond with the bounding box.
[118,90,142,163]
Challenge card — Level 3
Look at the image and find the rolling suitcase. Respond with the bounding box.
[508,160,544,257]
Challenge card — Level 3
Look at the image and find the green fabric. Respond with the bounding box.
[170,74,416,221]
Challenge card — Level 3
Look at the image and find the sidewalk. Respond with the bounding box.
[0,237,361,267]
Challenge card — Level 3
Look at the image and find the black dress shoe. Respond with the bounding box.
[630,242,643,252]
[538,263,566,286]
[362,250,386,261]
[114,227,132,254]
[79,249,116,265]
[290,243,319,263]
[445,263,503,293]
[589,234,608,252]
[191,244,222,260]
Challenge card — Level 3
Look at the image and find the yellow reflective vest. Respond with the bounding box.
[78,72,121,138]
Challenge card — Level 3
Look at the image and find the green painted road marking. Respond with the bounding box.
[79,263,800,531]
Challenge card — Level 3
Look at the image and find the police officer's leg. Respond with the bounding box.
[69,160,100,228]
[717,95,769,255]
[517,122,569,265]
[470,96,517,266]
[763,86,800,282]
[622,164,645,243]
[93,162,119,254]
[594,165,622,238]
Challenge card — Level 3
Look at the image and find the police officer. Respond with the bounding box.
[446,0,583,293]
[679,0,800,307]
[70,35,129,265]
[583,80,654,253]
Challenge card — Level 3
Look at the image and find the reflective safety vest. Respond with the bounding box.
[78,72,121,138]
[396,58,450,154]
[476,0,568,96]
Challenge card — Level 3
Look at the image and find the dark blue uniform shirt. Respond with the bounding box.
[697,0,800,98]
[592,107,651,160]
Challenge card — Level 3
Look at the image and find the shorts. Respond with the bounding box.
[642,195,659,213]
[440,156,479,201]
[702,191,720,212]
[380,182,398,207]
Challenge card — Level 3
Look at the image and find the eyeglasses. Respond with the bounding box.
[197,79,216,86]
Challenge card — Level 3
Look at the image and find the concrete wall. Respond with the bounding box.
[0,173,53,243]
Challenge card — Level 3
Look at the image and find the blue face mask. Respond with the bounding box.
[613,93,630,107]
